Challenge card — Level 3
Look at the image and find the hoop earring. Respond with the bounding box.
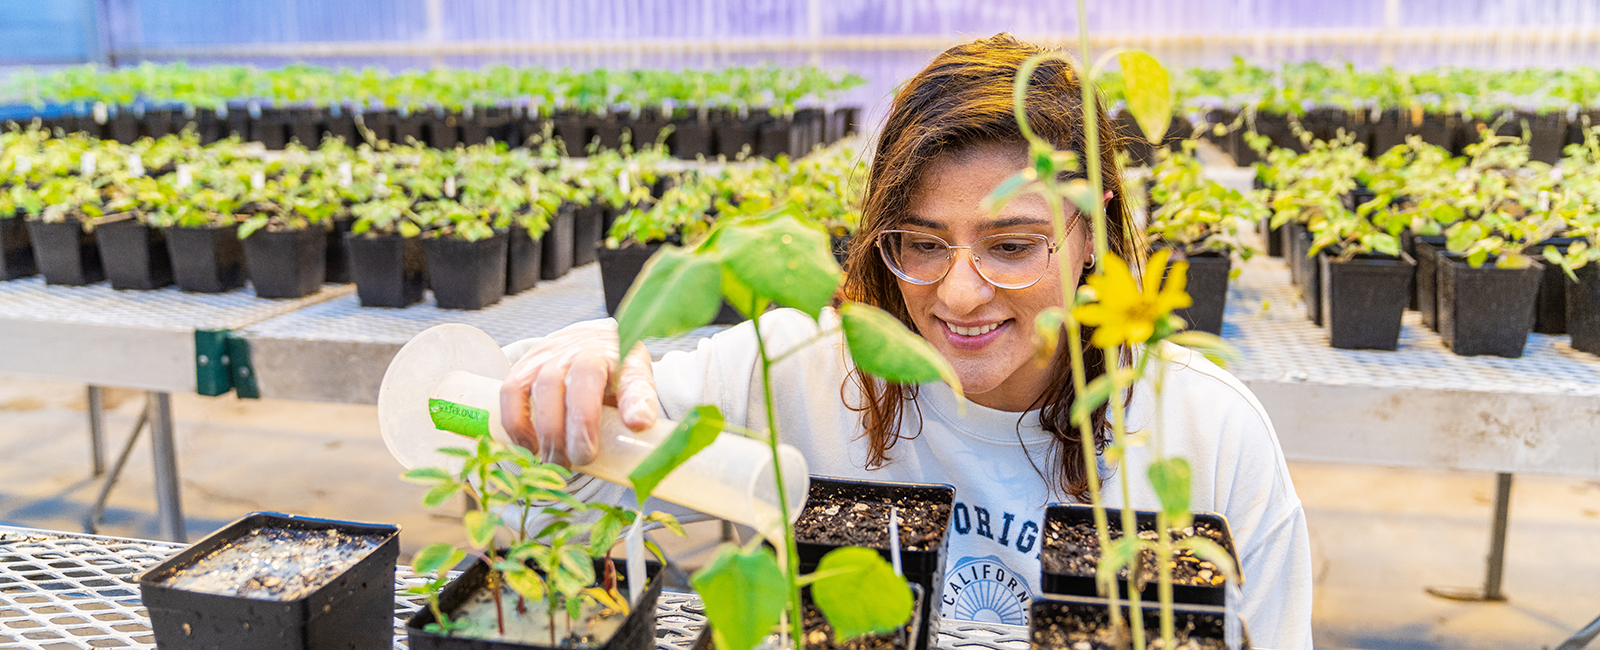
[1083,253,1096,270]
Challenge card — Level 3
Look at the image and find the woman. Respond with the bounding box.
[500,34,1312,650]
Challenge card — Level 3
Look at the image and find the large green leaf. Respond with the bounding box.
[716,211,841,319]
[616,246,725,361]
[410,542,466,576]
[628,404,724,506]
[1118,51,1173,145]
[1148,457,1193,527]
[691,546,788,650]
[811,547,914,641]
[463,510,498,549]
[838,302,961,396]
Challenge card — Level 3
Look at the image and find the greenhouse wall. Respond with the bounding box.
[7,0,1600,127]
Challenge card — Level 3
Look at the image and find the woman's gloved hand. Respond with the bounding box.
[500,319,658,468]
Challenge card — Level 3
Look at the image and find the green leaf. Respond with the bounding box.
[422,481,462,509]
[1032,307,1067,365]
[616,246,724,361]
[628,404,724,505]
[645,511,687,537]
[1070,371,1121,427]
[839,302,961,396]
[1097,535,1142,597]
[504,567,547,602]
[811,547,914,641]
[981,171,1034,216]
[464,510,498,549]
[589,512,623,557]
[716,207,841,319]
[1118,51,1173,145]
[411,542,464,576]
[1147,458,1193,526]
[402,466,452,483]
[691,546,788,650]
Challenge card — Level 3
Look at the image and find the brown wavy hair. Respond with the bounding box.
[840,33,1143,503]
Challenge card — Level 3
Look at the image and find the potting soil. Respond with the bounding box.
[162,526,384,600]
[798,595,906,650]
[793,495,950,551]
[451,582,627,647]
[1033,617,1226,650]
[1041,520,1230,588]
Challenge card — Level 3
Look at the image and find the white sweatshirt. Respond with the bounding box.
[506,308,1313,650]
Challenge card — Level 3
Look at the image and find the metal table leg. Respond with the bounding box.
[146,391,186,543]
[86,385,106,477]
[1555,613,1600,650]
[1427,472,1513,602]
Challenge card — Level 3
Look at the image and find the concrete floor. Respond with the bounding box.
[1,374,1597,650]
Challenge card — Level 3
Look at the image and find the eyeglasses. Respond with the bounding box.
[876,229,1059,290]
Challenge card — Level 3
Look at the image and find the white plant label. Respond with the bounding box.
[618,170,630,195]
[251,170,265,190]
[444,175,456,198]
[79,153,96,177]
[377,172,388,186]
[15,156,30,175]
[338,162,353,187]
[528,176,540,203]
[92,102,108,125]
[127,154,145,178]
[176,164,193,188]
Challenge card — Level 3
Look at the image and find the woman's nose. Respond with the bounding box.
[937,248,995,312]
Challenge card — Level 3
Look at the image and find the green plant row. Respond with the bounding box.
[1099,58,1600,119]
[0,124,863,245]
[1257,126,1600,273]
[3,63,867,118]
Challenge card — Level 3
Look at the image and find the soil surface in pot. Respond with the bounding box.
[1034,614,1227,650]
[162,526,384,600]
[450,581,626,647]
[1042,520,1229,588]
[794,494,950,552]
[799,595,903,650]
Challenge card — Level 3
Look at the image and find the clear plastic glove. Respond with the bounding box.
[500,318,658,467]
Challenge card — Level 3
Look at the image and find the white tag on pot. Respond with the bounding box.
[15,156,31,175]
[528,176,540,202]
[444,175,456,198]
[377,172,388,186]
[251,170,265,190]
[338,162,352,187]
[93,102,108,125]
[127,154,145,178]
[80,153,96,177]
[617,170,630,195]
[176,164,192,188]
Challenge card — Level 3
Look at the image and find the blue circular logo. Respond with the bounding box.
[941,555,1030,625]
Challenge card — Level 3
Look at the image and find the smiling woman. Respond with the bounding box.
[498,33,1313,650]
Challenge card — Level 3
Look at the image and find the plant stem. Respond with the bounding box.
[1157,512,1176,650]
[1066,317,1118,629]
[1077,0,1108,268]
[1108,378,1146,650]
[751,308,807,650]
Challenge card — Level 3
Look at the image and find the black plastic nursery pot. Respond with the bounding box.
[794,476,954,650]
[554,113,592,156]
[1413,236,1448,329]
[0,215,37,280]
[1318,252,1414,350]
[1532,239,1579,335]
[167,224,248,293]
[691,584,925,650]
[1567,264,1600,356]
[325,215,355,284]
[96,219,173,290]
[1029,593,1248,650]
[506,224,544,295]
[424,232,508,310]
[572,203,603,267]
[1170,250,1230,336]
[1258,217,1283,258]
[669,119,714,159]
[1282,223,1322,325]
[346,233,427,308]
[137,511,400,650]
[1436,256,1543,358]
[28,218,104,286]
[406,557,662,650]
[715,117,760,159]
[1039,504,1240,607]
[598,243,744,322]
[242,227,328,299]
[540,206,576,281]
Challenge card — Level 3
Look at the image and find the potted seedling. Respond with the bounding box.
[615,201,959,650]
[417,199,506,310]
[237,168,335,299]
[1145,142,1263,335]
[0,126,43,279]
[348,194,426,308]
[152,159,250,293]
[401,428,670,650]
[96,168,175,290]
[22,174,106,286]
[1030,594,1245,650]
[137,511,400,650]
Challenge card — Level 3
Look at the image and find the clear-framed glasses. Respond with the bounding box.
[876,230,1058,290]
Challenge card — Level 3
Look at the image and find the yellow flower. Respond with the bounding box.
[1072,249,1192,349]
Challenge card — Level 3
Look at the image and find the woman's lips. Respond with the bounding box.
[940,318,1010,351]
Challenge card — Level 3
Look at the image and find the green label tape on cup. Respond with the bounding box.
[429,398,490,438]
